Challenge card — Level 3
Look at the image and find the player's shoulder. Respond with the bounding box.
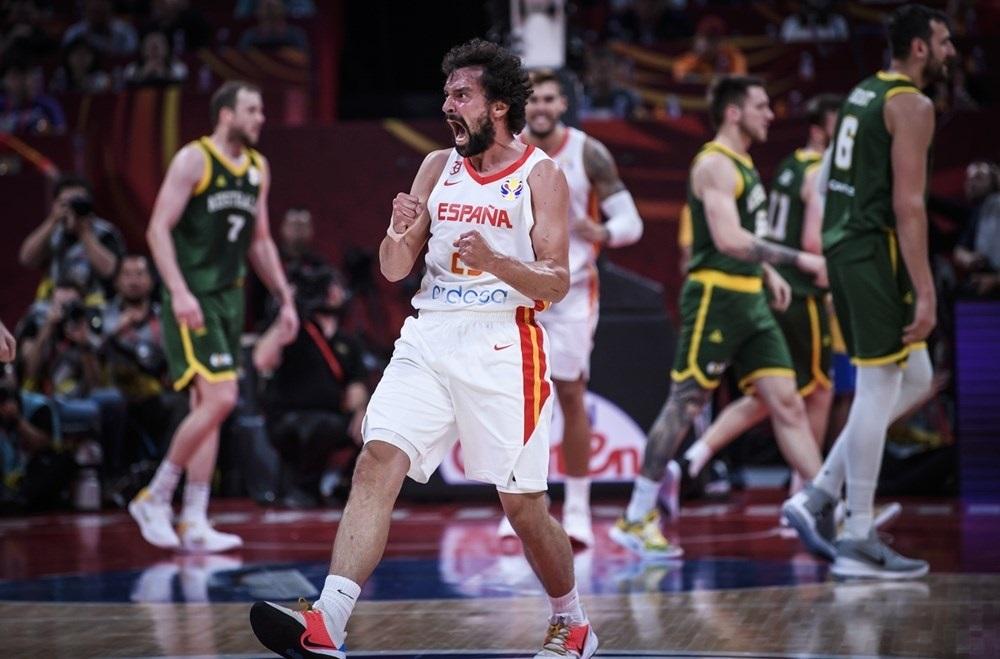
[171,140,210,174]
[422,148,453,174]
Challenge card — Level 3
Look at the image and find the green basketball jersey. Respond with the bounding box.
[173,137,262,294]
[823,72,926,251]
[687,141,768,278]
[767,149,823,296]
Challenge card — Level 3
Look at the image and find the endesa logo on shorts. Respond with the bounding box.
[437,203,513,229]
[431,284,510,306]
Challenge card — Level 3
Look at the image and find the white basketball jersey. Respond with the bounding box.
[539,126,599,321]
[412,146,553,313]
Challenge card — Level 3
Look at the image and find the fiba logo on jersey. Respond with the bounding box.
[499,176,523,201]
[247,166,260,186]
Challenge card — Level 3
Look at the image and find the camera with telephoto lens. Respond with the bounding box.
[68,195,93,217]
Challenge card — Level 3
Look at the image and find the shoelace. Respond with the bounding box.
[541,616,572,654]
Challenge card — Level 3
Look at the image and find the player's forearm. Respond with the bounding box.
[249,238,293,305]
[895,204,935,297]
[489,255,569,302]
[252,324,285,373]
[146,223,190,297]
[601,190,644,248]
[721,231,809,269]
[378,236,422,282]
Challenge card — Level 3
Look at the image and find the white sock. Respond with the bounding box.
[181,482,210,524]
[683,440,712,478]
[564,476,591,512]
[549,585,586,624]
[626,475,659,523]
[148,460,182,504]
[841,364,903,539]
[814,350,932,500]
[317,575,361,634]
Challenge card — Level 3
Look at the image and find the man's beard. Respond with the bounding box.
[456,116,495,157]
[738,117,765,144]
[227,125,254,146]
[924,55,949,86]
[528,116,557,139]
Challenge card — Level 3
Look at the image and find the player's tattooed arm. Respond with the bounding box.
[744,237,801,265]
[581,137,643,247]
[640,378,712,482]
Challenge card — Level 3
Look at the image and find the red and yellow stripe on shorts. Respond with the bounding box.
[516,306,551,444]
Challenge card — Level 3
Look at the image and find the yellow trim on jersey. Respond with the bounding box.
[806,296,833,392]
[670,282,719,389]
[804,161,823,177]
[200,136,250,177]
[704,141,754,169]
[693,142,750,198]
[794,148,822,163]
[174,324,238,391]
[885,85,922,100]
[689,269,763,293]
[877,71,912,82]
[678,204,693,248]
[851,341,927,367]
[738,368,796,392]
[192,140,213,196]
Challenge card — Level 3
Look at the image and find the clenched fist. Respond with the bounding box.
[390,192,424,236]
[453,231,499,273]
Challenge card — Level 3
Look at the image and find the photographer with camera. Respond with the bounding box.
[253,263,369,507]
[18,174,125,303]
[17,277,126,497]
[0,368,73,512]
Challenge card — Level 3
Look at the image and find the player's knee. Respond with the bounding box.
[501,491,545,529]
[554,378,586,409]
[352,441,408,489]
[770,388,807,425]
[202,381,239,417]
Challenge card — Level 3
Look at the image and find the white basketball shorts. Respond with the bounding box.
[538,279,599,382]
[362,308,553,493]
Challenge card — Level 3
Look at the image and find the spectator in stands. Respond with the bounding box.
[124,29,188,87]
[0,321,15,363]
[0,367,72,512]
[101,255,179,466]
[63,0,138,58]
[235,0,316,20]
[18,174,125,304]
[143,0,211,55]
[578,46,641,120]
[238,0,308,53]
[253,263,368,507]
[249,206,331,327]
[50,36,112,94]
[16,277,128,483]
[780,0,850,43]
[0,51,65,134]
[954,160,1000,297]
[0,0,56,62]
[605,0,693,44]
[672,16,747,82]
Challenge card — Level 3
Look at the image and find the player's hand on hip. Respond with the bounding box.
[902,294,936,344]
[172,289,205,332]
[391,192,424,234]
[278,300,299,342]
[453,231,497,272]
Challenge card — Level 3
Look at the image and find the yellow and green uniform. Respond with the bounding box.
[671,141,794,392]
[765,149,832,395]
[823,72,928,366]
[161,137,262,389]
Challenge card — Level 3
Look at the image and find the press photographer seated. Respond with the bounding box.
[253,263,369,507]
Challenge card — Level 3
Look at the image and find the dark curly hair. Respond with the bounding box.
[441,38,532,134]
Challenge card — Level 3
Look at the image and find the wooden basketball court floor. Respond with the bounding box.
[0,490,997,658]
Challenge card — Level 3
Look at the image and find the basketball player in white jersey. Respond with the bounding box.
[497,70,644,546]
[249,40,598,659]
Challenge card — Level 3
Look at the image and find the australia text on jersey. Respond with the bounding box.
[207,190,257,214]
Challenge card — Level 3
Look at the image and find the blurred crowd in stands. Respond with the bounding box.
[0,0,995,513]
